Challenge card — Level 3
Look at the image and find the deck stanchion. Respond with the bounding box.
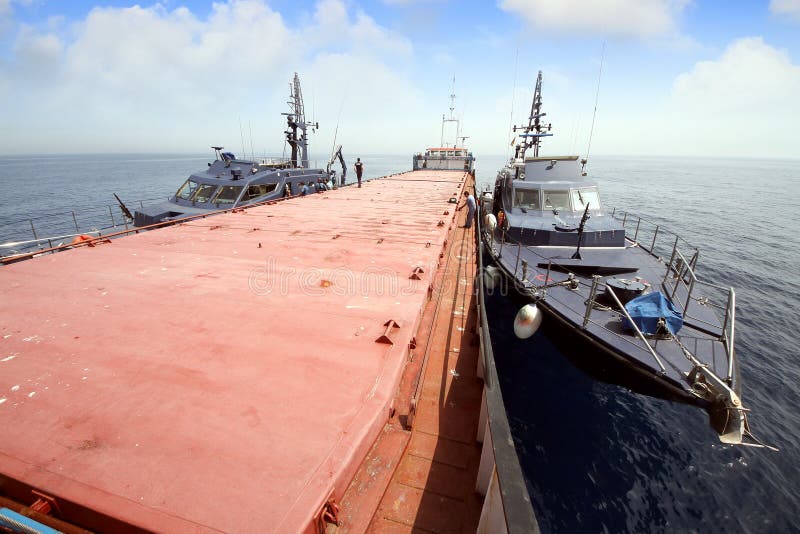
[650,225,660,253]
[665,236,679,284]
[583,276,600,328]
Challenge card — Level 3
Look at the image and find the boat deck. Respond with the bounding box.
[0,170,474,533]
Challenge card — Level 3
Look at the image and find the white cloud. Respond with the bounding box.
[671,37,800,111]
[662,37,800,156]
[499,0,689,39]
[770,0,800,20]
[1,0,422,154]
[304,0,411,57]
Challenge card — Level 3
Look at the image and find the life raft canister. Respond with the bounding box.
[71,234,94,245]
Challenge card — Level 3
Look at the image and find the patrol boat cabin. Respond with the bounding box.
[494,155,624,249]
[134,73,344,227]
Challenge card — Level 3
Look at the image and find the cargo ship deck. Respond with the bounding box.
[0,170,482,532]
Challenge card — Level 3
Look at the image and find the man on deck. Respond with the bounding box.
[457,190,476,228]
[354,158,363,188]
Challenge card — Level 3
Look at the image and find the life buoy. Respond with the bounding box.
[534,273,553,283]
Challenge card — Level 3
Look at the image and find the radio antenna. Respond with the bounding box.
[585,42,605,164]
[507,48,519,160]
[249,121,254,160]
[239,117,246,159]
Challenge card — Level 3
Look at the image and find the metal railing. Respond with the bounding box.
[0,175,376,265]
[661,238,736,380]
[484,208,737,381]
[475,207,540,534]
[0,197,170,259]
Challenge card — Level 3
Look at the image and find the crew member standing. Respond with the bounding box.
[354,158,364,188]
[456,190,476,228]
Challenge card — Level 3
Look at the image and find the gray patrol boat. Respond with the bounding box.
[480,71,770,448]
[134,73,346,227]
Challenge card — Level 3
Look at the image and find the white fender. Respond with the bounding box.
[514,304,542,339]
[484,265,501,290]
[485,213,497,232]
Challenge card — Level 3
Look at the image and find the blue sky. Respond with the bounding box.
[1,0,798,157]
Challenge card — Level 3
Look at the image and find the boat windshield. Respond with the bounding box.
[571,188,601,211]
[191,184,218,203]
[176,179,199,200]
[243,183,278,202]
[513,189,540,210]
[213,185,243,205]
[543,190,570,211]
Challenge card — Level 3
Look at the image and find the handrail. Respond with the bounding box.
[725,289,736,381]
[476,195,540,534]
[0,176,371,265]
[605,286,667,373]
[488,216,735,377]
[0,191,297,264]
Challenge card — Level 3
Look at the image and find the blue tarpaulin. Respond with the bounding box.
[623,292,683,335]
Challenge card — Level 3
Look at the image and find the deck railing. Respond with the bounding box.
[610,209,736,380]
[0,197,171,257]
[474,206,541,534]
[485,208,737,383]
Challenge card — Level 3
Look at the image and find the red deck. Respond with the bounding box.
[0,171,468,532]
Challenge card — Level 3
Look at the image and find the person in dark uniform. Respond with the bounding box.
[354,158,364,188]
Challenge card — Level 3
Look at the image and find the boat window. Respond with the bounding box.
[243,183,278,201]
[513,189,541,210]
[176,179,199,200]
[571,188,601,211]
[191,184,217,203]
[213,185,243,204]
[543,190,570,211]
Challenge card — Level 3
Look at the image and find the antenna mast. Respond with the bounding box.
[283,73,317,168]
[512,71,552,160]
[440,75,460,148]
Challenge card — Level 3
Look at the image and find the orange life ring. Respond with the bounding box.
[534,273,553,283]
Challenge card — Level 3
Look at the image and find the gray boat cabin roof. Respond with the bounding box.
[513,179,597,189]
[524,155,580,162]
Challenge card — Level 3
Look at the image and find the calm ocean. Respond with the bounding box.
[1,153,798,532]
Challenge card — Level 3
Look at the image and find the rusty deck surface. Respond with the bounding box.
[0,170,469,533]
[335,180,483,533]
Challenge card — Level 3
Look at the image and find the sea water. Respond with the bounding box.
[483,155,800,532]
[0,153,798,531]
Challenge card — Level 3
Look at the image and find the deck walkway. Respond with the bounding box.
[335,176,483,533]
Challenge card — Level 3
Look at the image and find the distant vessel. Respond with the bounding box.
[412,81,474,173]
[481,71,767,447]
[134,73,346,227]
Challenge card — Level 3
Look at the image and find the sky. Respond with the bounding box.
[0,0,798,158]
